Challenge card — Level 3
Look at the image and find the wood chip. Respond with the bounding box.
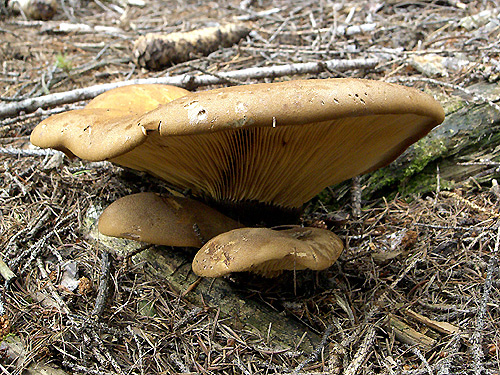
[404,309,460,336]
[387,314,436,350]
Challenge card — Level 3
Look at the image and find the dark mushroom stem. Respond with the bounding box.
[205,198,303,227]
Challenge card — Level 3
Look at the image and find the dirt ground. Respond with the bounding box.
[1,0,500,374]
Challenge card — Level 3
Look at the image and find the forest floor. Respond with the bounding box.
[1,0,500,374]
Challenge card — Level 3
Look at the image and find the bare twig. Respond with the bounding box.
[89,329,125,375]
[0,58,380,119]
[436,334,461,375]
[36,257,71,314]
[291,322,335,374]
[127,325,145,375]
[351,175,362,220]
[411,346,433,375]
[92,250,112,318]
[344,327,376,375]
[0,147,64,157]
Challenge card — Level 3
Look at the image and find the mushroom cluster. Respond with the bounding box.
[31,79,444,277]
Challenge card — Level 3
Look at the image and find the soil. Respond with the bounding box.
[1,1,500,374]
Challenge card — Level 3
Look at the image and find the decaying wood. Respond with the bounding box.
[7,0,57,20]
[387,314,437,351]
[133,23,251,70]
[404,309,460,336]
[85,203,321,354]
[353,82,500,200]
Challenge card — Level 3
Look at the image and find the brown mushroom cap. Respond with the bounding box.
[98,192,242,247]
[30,84,189,160]
[31,79,444,209]
[192,227,344,277]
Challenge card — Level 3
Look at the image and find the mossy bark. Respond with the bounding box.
[337,82,500,201]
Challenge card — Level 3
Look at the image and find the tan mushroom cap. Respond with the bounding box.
[31,79,444,208]
[30,84,190,160]
[192,227,344,278]
[98,192,242,247]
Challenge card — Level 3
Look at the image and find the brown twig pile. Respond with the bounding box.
[1,0,500,374]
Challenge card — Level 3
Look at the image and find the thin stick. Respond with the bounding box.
[0,147,64,157]
[291,323,335,374]
[92,250,112,318]
[470,226,500,375]
[344,327,376,375]
[0,58,379,119]
[127,325,145,375]
[411,346,433,375]
[89,329,125,375]
[351,175,362,220]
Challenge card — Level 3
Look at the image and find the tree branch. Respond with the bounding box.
[0,58,379,119]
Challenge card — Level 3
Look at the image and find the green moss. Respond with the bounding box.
[137,300,157,317]
[402,138,447,178]
[362,136,448,199]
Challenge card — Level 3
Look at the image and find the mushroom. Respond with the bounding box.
[98,192,242,247]
[31,83,190,160]
[192,227,344,278]
[31,78,444,224]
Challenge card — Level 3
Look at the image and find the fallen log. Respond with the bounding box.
[84,203,321,354]
[331,82,500,201]
[133,23,250,70]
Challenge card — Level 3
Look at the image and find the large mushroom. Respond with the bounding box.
[31,79,444,276]
[32,79,444,220]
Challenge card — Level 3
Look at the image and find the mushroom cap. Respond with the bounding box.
[98,192,242,247]
[31,79,444,208]
[192,226,344,277]
[30,84,190,160]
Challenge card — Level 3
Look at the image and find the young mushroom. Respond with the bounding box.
[31,79,445,225]
[192,227,344,278]
[98,192,242,247]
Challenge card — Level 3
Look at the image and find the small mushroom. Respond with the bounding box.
[192,227,344,278]
[31,79,445,223]
[98,192,242,247]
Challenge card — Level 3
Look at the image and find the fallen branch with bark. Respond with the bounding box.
[134,23,251,70]
[0,57,379,119]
